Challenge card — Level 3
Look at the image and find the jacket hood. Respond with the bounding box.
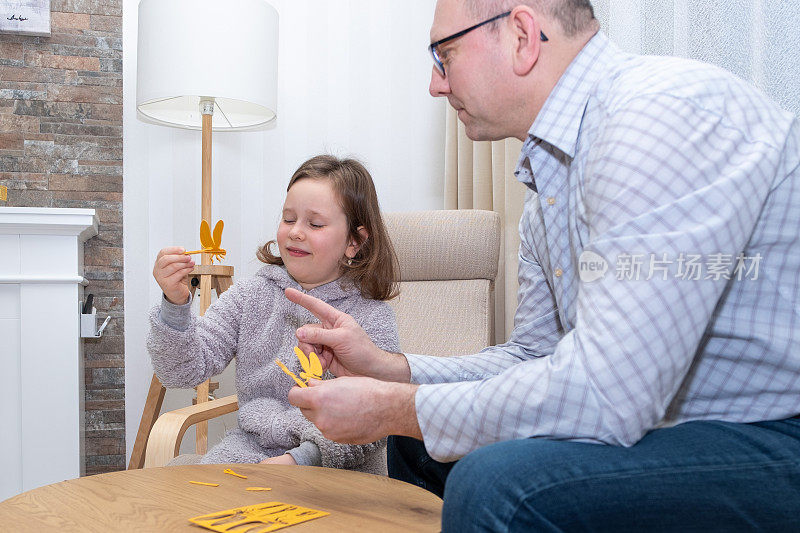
[255,264,359,303]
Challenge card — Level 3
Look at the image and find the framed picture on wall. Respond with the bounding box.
[0,0,50,37]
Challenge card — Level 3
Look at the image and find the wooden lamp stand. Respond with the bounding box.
[129,101,233,469]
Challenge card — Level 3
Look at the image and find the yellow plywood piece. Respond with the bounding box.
[189,501,329,532]
[294,347,322,382]
[275,359,307,388]
[277,347,325,388]
[0,185,7,201]
[223,468,247,479]
[189,481,220,487]
[184,219,227,263]
[246,487,272,492]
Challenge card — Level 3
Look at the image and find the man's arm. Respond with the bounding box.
[412,92,779,462]
[284,198,567,444]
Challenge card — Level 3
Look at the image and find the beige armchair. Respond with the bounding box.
[142,209,501,468]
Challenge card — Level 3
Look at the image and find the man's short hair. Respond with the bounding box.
[467,0,597,38]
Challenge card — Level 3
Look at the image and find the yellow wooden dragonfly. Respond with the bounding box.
[184,219,226,263]
[189,501,329,531]
[276,347,323,388]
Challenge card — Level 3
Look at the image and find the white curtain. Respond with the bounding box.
[592,0,800,116]
[444,109,525,342]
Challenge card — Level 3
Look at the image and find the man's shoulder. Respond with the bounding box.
[599,55,734,108]
[594,54,793,145]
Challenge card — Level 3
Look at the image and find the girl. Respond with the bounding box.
[147,155,400,474]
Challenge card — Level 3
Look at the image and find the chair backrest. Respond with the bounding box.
[384,210,501,357]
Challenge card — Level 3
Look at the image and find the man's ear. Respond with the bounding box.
[347,226,369,258]
[509,6,543,76]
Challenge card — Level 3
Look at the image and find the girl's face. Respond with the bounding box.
[277,177,359,290]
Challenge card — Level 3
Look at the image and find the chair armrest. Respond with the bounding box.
[144,394,239,468]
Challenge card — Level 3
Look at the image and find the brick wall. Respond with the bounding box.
[0,0,124,475]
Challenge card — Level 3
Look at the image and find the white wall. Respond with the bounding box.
[123,0,445,460]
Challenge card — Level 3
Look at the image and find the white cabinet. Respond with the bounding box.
[0,207,97,501]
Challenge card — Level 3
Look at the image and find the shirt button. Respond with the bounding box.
[555,268,563,277]
[547,197,556,205]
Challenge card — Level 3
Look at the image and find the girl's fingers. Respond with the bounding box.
[159,252,193,266]
[157,246,186,259]
[156,262,193,292]
[164,265,194,284]
[163,264,194,282]
[155,251,192,274]
[158,256,194,276]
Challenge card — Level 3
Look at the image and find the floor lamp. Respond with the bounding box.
[129,0,278,469]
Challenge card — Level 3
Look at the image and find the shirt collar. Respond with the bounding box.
[533,31,621,156]
[520,31,622,164]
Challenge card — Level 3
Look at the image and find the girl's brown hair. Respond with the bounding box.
[257,155,399,301]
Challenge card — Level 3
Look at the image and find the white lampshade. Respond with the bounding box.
[136,0,278,131]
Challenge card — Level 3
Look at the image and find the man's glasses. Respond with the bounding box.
[429,11,548,77]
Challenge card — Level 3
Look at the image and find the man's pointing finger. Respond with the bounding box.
[285,287,342,326]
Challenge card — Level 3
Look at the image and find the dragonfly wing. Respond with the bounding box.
[199,220,213,248]
[212,220,224,247]
[309,352,323,378]
[294,346,311,374]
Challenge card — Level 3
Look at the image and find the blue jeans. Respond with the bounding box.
[388,418,800,531]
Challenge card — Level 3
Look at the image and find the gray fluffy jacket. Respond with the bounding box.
[147,264,399,474]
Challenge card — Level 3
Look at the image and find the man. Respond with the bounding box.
[286,0,800,529]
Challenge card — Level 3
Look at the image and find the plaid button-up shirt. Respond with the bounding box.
[407,32,800,462]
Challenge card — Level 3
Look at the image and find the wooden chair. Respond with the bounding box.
[142,209,501,468]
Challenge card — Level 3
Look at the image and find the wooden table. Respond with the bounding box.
[0,464,442,532]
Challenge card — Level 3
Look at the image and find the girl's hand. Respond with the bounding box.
[259,454,297,465]
[153,247,194,304]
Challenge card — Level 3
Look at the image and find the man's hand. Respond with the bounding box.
[259,454,298,466]
[284,287,411,382]
[288,377,422,444]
